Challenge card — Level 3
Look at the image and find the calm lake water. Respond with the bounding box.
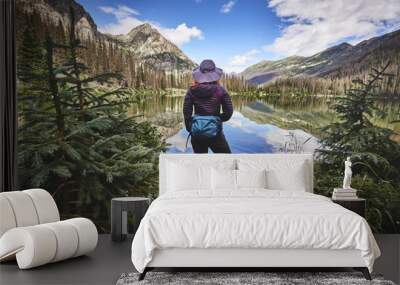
[166,111,320,153]
[130,94,399,154]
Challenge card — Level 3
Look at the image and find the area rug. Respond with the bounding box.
[116,272,396,285]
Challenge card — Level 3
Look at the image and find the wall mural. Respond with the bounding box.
[16,0,400,233]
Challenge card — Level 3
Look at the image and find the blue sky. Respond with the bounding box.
[77,0,400,73]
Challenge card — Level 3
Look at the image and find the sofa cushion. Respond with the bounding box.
[0,189,98,269]
[0,191,39,227]
[0,218,97,269]
[23,189,60,224]
[42,221,79,262]
[0,196,17,237]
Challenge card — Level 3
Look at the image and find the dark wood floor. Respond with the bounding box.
[1,234,399,285]
[0,235,133,285]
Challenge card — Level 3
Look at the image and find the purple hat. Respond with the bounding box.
[192,59,223,83]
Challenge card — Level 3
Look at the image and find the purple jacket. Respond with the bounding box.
[183,83,233,132]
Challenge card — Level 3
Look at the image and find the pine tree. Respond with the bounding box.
[316,62,400,233]
[17,8,164,231]
[18,31,70,191]
[318,62,400,170]
[17,25,47,90]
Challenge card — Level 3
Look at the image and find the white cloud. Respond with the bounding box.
[265,0,400,57]
[99,5,203,46]
[225,49,260,73]
[264,128,320,153]
[221,1,236,13]
[100,18,142,35]
[229,49,260,66]
[99,5,139,18]
[165,131,189,152]
[160,23,204,46]
[99,5,143,35]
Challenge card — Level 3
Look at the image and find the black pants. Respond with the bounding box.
[191,132,231,153]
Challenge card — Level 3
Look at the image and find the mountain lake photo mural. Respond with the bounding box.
[16,0,400,233]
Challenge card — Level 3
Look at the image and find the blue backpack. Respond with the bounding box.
[186,115,222,148]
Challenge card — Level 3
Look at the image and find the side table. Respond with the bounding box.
[332,198,366,218]
[111,197,150,242]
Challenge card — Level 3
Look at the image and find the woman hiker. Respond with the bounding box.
[183,59,233,153]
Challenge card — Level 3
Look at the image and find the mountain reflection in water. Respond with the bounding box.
[128,94,398,154]
[166,111,320,153]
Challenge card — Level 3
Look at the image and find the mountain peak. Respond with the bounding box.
[337,42,352,47]
[120,23,197,71]
[313,42,352,57]
[328,42,352,51]
[242,29,399,85]
[18,0,197,72]
[128,23,156,36]
[136,23,152,30]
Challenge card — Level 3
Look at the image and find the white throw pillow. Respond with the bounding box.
[266,167,307,191]
[238,159,308,191]
[166,159,236,192]
[167,162,211,191]
[236,169,267,189]
[211,168,237,191]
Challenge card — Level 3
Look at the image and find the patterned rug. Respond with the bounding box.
[116,271,396,285]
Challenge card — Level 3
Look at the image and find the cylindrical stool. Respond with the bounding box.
[111,197,150,242]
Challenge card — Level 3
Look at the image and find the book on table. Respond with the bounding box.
[333,192,357,197]
[332,188,358,200]
[334,188,357,193]
[332,195,358,200]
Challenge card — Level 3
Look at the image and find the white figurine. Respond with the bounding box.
[342,157,352,189]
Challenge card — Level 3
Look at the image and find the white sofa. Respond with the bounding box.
[0,189,98,269]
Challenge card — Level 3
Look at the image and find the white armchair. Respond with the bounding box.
[0,189,98,269]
